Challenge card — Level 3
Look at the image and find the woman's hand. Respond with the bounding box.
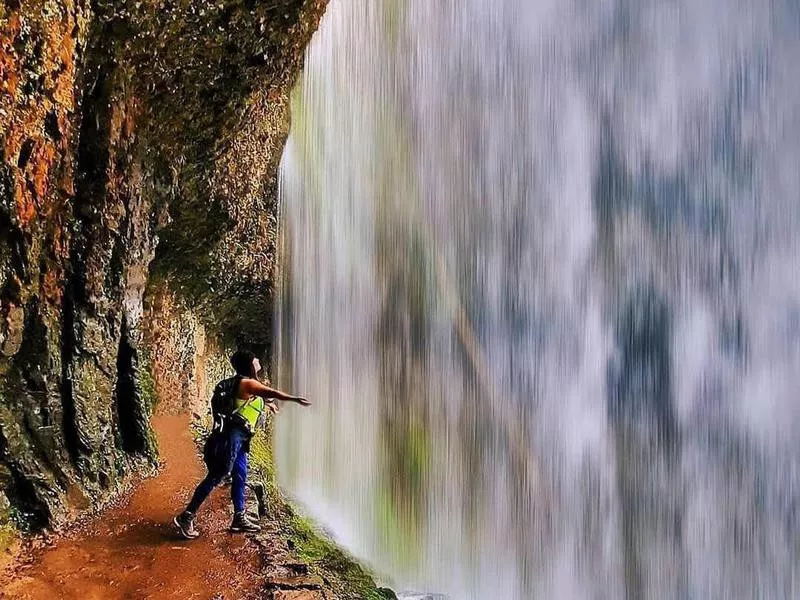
[294,397,311,406]
[267,401,280,415]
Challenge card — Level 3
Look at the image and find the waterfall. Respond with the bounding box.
[275,1,800,597]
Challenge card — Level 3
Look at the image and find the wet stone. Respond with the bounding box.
[0,305,24,356]
[267,574,325,590]
[271,591,325,600]
[283,562,310,574]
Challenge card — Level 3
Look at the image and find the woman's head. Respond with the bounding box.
[230,349,261,378]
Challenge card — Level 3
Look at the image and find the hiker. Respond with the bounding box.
[173,349,310,539]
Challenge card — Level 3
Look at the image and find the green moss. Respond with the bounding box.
[375,486,418,571]
[0,523,18,554]
[372,418,431,570]
[286,511,394,600]
[287,512,332,563]
[248,428,281,510]
[248,426,395,600]
[137,347,158,410]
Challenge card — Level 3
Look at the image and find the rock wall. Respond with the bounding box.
[0,0,327,530]
[142,285,228,419]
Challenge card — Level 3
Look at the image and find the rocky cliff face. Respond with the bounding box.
[0,0,326,530]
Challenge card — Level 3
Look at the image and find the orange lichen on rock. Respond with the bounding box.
[13,175,37,226]
[42,266,65,306]
[31,142,56,204]
[0,15,22,101]
[53,26,77,107]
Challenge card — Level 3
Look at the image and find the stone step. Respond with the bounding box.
[266,574,326,590]
[271,591,325,600]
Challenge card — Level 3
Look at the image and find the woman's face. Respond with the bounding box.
[252,357,262,377]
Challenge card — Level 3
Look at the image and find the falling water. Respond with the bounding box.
[274,1,800,598]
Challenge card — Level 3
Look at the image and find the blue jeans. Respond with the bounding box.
[186,427,249,514]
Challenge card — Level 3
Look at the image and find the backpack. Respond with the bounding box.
[202,429,231,477]
[210,375,243,432]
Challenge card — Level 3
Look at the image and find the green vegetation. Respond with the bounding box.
[137,347,158,411]
[138,347,160,458]
[247,426,281,510]
[0,523,18,554]
[286,512,393,599]
[375,485,419,572]
[248,427,396,600]
[376,416,430,570]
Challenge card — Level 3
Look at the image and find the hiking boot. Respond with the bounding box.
[230,511,261,533]
[173,511,200,540]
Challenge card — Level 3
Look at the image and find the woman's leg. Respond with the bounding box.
[185,470,224,514]
[230,442,248,514]
[228,437,260,532]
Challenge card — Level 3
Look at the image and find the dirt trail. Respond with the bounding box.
[0,415,266,600]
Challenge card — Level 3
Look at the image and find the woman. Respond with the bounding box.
[174,349,310,539]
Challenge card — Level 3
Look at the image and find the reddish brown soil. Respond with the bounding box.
[0,415,265,600]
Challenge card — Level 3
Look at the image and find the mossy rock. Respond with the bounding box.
[248,431,396,600]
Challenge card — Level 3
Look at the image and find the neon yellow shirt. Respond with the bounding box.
[234,396,265,431]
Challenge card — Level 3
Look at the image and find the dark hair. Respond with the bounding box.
[230,349,257,377]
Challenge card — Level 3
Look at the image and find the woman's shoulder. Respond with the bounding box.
[235,377,257,398]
